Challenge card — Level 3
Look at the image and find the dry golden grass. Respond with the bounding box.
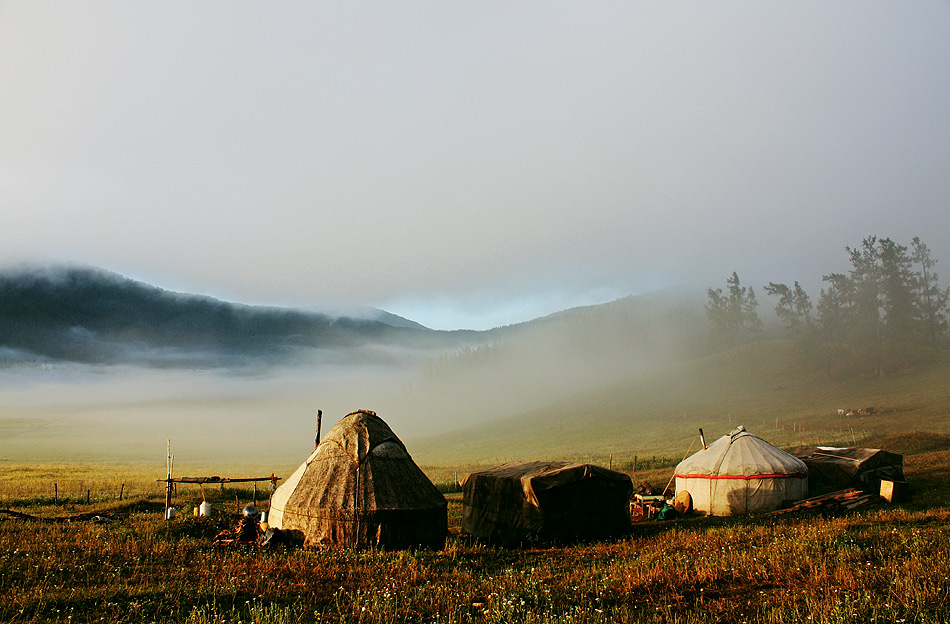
[1,443,948,623]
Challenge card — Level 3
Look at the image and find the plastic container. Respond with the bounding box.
[199,501,212,517]
[165,506,176,520]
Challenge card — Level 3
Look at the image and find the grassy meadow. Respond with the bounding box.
[3,341,950,623]
[2,440,950,623]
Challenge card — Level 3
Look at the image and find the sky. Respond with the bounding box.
[1,2,949,330]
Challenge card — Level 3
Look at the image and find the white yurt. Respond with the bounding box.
[674,426,808,515]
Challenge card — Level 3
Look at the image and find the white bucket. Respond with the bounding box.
[259,510,267,523]
[165,506,176,520]
[199,501,212,517]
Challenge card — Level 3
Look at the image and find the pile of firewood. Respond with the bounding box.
[765,488,883,516]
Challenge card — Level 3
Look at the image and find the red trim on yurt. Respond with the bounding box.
[674,473,807,480]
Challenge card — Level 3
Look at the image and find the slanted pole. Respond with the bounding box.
[699,428,707,450]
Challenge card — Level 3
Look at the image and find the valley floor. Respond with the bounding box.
[2,447,950,623]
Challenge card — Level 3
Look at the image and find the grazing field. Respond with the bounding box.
[2,441,950,624]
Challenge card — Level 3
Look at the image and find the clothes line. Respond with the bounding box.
[157,475,280,484]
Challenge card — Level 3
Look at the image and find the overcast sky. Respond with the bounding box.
[2,2,948,330]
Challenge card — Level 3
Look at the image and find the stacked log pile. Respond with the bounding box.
[765,488,883,516]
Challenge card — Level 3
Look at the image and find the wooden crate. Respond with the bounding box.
[880,479,909,503]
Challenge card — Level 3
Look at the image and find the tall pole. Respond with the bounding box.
[315,409,323,449]
[164,440,172,519]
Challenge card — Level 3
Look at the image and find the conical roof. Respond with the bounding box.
[676,426,807,478]
[269,410,447,549]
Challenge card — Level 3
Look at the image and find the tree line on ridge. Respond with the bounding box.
[706,236,950,377]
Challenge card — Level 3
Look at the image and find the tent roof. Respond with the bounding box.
[675,426,807,478]
[792,446,899,464]
[275,410,446,513]
[461,461,631,506]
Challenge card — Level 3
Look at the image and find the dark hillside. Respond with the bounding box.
[0,266,451,366]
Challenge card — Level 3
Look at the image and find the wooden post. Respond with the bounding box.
[54,483,58,504]
[119,484,124,501]
[355,459,361,546]
[164,440,173,520]
[87,489,90,505]
[315,409,323,449]
[699,428,707,450]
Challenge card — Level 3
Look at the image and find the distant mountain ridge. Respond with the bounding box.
[0,264,709,379]
[0,265,455,367]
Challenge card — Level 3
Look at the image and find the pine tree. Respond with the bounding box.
[878,238,918,367]
[764,281,812,333]
[705,272,762,350]
[911,236,950,350]
[847,237,885,376]
[817,272,854,347]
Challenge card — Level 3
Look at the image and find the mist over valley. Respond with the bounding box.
[0,266,713,468]
[2,246,948,474]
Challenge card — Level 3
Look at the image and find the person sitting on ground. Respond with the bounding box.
[213,505,263,546]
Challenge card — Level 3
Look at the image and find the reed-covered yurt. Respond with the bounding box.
[268,410,447,549]
[674,426,808,515]
[461,461,633,544]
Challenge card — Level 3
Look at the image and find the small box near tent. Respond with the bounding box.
[460,461,633,544]
[674,426,809,516]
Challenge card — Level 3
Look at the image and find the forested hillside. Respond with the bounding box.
[707,235,949,378]
[0,266,454,367]
[414,235,950,463]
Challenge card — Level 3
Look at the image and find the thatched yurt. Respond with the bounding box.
[674,426,808,516]
[461,461,633,544]
[268,410,447,549]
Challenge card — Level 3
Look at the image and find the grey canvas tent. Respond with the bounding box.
[791,446,904,496]
[268,410,447,549]
[460,461,633,544]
